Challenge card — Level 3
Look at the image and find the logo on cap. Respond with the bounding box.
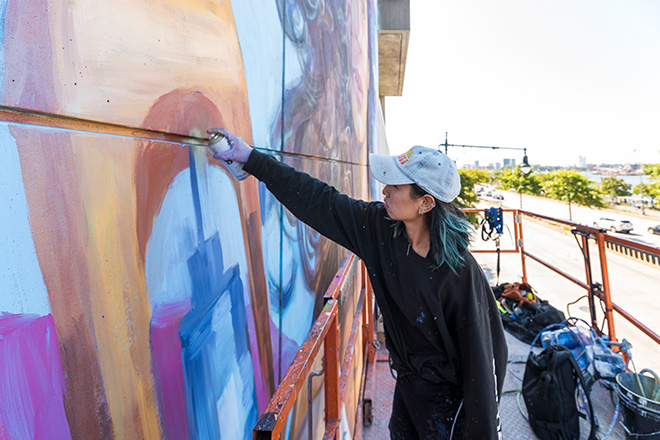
[397,149,414,165]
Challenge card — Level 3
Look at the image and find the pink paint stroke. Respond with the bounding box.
[0,313,71,440]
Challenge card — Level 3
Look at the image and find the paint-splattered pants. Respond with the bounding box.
[388,374,465,440]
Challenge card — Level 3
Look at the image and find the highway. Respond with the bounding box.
[471,193,660,372]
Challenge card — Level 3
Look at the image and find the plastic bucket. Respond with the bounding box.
[616,372,660,439]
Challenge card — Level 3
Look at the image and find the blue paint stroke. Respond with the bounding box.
[177,151,257,439]
[188,146,205,246]
[179,234,256,440]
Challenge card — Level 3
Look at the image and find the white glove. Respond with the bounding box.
[207,128,254,164]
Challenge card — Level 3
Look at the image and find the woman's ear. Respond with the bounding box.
[421,195,436,214]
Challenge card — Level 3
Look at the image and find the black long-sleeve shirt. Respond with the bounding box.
[244,150,508,439]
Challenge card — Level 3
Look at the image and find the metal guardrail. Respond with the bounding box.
[253,208,660,439]
[605,240,660,268]
[252,253,376,439]
[465,208,660,348]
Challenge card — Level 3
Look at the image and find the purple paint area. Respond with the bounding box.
[150,299,191,440]
[0,313,71,440]
[269,319,300,384]
[245,303,269,413]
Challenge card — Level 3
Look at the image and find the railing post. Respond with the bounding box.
[364,263,375,364]
[595,231,617,342]
[324,312,340,436]
[360,261,378,427]
[517,211,528,283]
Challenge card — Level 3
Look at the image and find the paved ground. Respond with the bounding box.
[360,331,627,440]
[357,201,660,439]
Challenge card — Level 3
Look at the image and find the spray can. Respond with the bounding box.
[208,132,249,181]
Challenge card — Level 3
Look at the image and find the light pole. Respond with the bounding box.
[516,164,533,209]
[439,132,530,168]
[438,132,532,205]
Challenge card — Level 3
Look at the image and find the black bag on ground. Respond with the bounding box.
[522,344,597,440]
[494,282,565,346]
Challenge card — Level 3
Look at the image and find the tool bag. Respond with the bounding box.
[494,283,565,346]
[522,344,597,440]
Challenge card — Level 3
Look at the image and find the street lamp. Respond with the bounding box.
[520,149,532,175]
[438,133,533,208]
[438,133,531,170]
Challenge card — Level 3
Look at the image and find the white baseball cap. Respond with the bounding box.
[369,146,461,202]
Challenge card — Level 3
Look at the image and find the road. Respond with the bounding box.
[482,188,660,247]
[471,197,660,372]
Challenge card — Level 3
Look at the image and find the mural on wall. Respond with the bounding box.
[0,0,378,439]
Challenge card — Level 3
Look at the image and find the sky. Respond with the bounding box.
[383,1,660,168]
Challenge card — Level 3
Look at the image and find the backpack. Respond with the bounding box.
[522,344,597,440]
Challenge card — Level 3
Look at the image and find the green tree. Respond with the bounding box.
[600,176,631,204]
[542,170,605,220]
[640,164,660,208]
[498,166,541,208]
[457,169,490,224]
[634,182,658,208]
[643,164,660,179]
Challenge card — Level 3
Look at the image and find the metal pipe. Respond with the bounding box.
[523,250,590,290]
[307,368,324,440]
[577,231,599,332]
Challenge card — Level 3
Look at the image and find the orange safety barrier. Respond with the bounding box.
[252,253,376,439]
[254,208,660,439]
[465,208,660,349]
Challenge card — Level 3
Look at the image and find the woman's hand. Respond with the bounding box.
[207,128,254,164]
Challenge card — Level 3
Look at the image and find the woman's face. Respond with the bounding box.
[382,184,422,221]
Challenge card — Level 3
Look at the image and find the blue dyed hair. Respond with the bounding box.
[393,184,473,274]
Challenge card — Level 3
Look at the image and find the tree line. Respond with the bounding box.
[455,165,660,220]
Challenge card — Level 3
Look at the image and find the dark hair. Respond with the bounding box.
[392,184,473,274]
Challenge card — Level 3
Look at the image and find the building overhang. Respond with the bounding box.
[378,0,410,97]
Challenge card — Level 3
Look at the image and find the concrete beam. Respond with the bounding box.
[378,0,410,97]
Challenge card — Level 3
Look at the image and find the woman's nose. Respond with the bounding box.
[382,185,389,196]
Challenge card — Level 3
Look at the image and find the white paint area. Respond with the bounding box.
[0,125,51,315]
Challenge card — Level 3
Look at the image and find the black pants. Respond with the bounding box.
[389,374,465,440]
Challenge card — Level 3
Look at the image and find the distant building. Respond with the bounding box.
[503,158,516,168]
[578,155,587,168]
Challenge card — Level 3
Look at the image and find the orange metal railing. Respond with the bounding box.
[252,253,376,439]
[253,208,660,439]
[465,208,660,349]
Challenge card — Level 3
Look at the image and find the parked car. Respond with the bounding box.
[648,224,660,235]
[593,217,633,233]
[492,193,504,200]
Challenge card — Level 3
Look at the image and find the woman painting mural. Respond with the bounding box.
[209,129,508,440]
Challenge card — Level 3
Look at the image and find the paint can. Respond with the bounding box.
[208,132,249,181]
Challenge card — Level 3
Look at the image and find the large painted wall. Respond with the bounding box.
[0,0,382,439]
